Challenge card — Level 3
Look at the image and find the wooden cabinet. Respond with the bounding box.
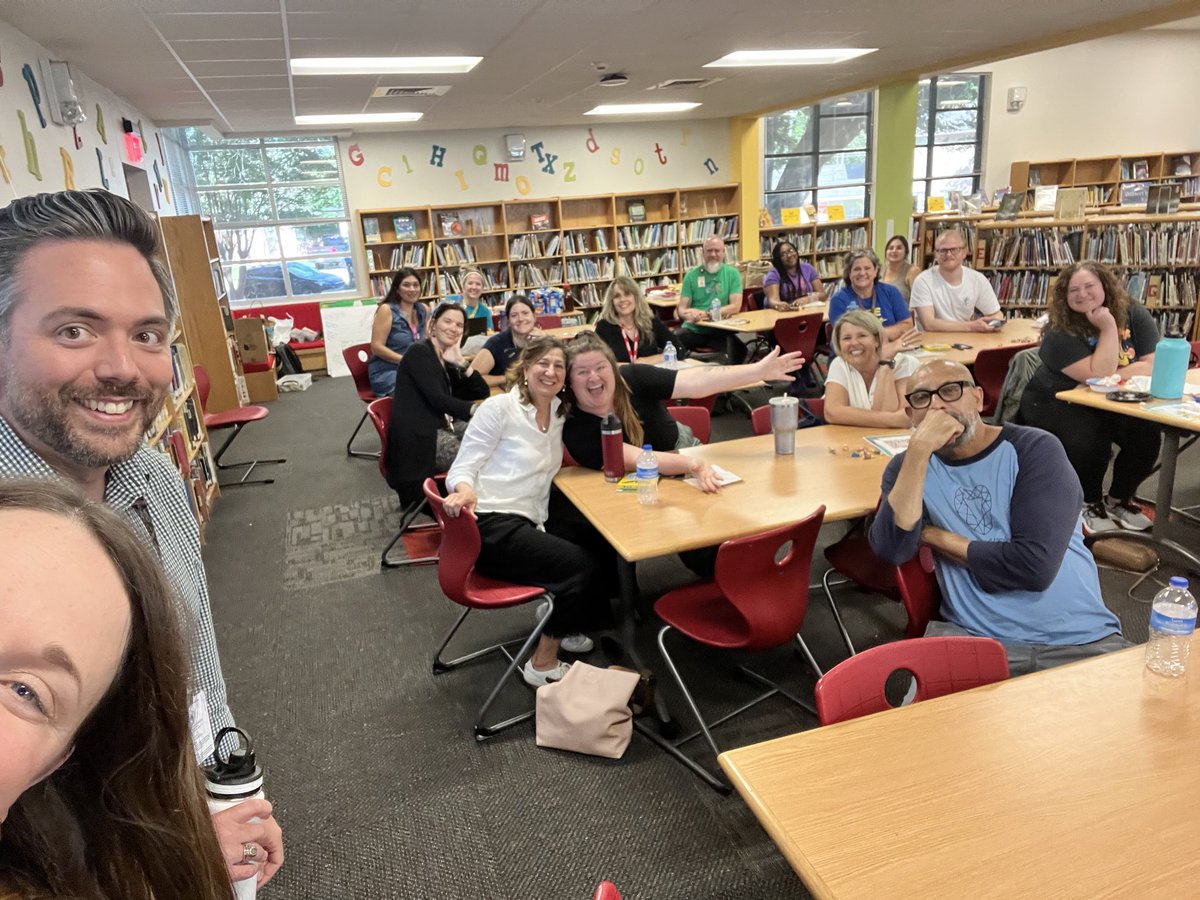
[355,184,741,318]
[757,218,873,279]
[1011,151,1200,208]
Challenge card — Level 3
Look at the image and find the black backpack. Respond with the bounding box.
[274,343,304,376]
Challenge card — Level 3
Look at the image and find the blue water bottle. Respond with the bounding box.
[1150,330,1190,400]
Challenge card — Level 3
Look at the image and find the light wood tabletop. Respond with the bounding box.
[553,425,905,562]
[718,638,1200,899]
[1056,372,1200,430]
[539,322,595,340]
[696,303,829,334]
[907,316,1042,366]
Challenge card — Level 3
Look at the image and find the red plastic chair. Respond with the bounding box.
[367,398,439,569]
[592,882,622,900]
[672,393,717,413]
[895,545,944,638]
[974,343,1033,418]
[343,342,379,459]
[814,636,1009,726]
[773,312,824,382]
[749,399,824,438]
[667,404,711,444]
[653,506,827,789]
[1188,340,1200,368]
[422,478,553,740]
[193,365,285,487]
[536,314,562,330]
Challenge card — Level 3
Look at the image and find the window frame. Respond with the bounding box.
[913,74,987,211]
[762,91,874,221]
[178,131,358,305]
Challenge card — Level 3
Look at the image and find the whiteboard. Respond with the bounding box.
[320,299,378,378]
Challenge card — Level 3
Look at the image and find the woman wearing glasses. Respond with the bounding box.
[763,240,826,311]
[828,248,914,340]
[824,310,921,428]
[1018,261,1160,535]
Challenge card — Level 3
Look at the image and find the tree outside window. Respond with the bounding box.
[176,130,356,304]
[913,74,987,212]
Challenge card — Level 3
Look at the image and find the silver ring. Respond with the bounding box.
[242,842,259,863]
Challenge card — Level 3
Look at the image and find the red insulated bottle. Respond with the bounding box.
[601,413,624,483]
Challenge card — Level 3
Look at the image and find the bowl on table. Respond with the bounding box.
[1086,376,1122,394]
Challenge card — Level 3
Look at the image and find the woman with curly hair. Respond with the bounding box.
[1018,261,1161,535]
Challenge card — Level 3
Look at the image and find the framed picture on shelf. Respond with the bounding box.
[439,212,463,237]
[392,214,417,240]
[1120,181,1150,206]
[627,200,646,223]
[1131,159,1150,180]
[1032,185,1059,212]
[529,213,550,231]
[995,191,1024,220]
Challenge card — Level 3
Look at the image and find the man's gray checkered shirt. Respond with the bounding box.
[0,414,235,761]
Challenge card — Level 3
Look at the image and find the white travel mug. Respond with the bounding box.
[204,727,266,900]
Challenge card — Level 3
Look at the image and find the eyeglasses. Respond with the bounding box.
[905,380,975,409]
[934,246,965,255]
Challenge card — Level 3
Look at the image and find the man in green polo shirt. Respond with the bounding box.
[676,235,745,362]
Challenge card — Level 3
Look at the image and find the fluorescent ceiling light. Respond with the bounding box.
[294,112,423,125]
[585,102,700,115]
[704,49,876,67]
[290,57,481,75]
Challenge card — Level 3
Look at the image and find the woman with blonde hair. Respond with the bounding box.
[593,276,676,363]
[457,267,494,329]
[1018,260,1161,535]
[823,309,920,428]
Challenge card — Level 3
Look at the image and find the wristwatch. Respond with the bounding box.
[879,358,896,368]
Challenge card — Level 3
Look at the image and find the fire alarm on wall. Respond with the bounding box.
[504,133,526,161]
[1006,86,1027,112]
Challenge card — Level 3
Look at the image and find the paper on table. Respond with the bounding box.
[865,433,912,457]
[684,464,742,490]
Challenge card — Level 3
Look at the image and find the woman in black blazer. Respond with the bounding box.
[592,276,677,363]
[385,302,490,507]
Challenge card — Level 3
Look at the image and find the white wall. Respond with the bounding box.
[979,29,1200,192]
[340,119,730,211]
[0,18,176,212]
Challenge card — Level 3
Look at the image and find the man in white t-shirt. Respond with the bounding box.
[909,228,1003,333]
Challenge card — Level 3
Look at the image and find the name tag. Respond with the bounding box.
[697,276,706,288]
[189,689,216,762]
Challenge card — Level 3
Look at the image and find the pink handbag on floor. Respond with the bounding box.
[535,663,640,759]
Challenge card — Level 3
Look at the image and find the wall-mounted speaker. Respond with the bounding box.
[504,133,526,161]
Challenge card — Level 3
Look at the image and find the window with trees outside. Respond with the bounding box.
[913,74,987,212]
[762,91,873,221]
[179,129,356,304]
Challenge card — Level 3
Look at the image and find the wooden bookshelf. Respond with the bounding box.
[757,218,874,280]
[354,184,741,317]
[1011,151,1200,209]
[150,215,235,536]
[973,212,1200,339]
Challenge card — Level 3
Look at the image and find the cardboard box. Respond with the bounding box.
[234,318,271,364]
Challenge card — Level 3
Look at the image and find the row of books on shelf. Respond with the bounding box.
[510,232,561,259]
[372,243,432,270]
[564,230,609,254]
[618,250,678,277]
[816,226,869,252]
[169,342,194,402]
[984,228,1081,268]
[575,283,601,307]
[370,272,436,297]
[513,262,563,289]
[759,232,816,256]
[566,256,615,282]
[1080,222,1200,267]
[989,270,1199,309]
[439,269,507,295]
[435,241,478,267]
[617,223,678,250]
[682,216,739,242]
[1149,309,1194,339]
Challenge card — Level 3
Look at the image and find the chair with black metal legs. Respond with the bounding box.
[367,397,439,568]
[422,478,554,740]
[193,365,285,487]
[651,506,826,791]
[343,342,380,459]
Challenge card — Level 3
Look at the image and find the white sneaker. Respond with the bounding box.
[560,633,595,654]
[521,659,571,688]
[534,599,550,621]
[1105,496,1152,532]
[1082,502,1119,536]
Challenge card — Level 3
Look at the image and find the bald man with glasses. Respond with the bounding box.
[909,227,1003,333]
[868,360,1129,676]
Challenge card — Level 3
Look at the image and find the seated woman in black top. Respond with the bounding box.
[1018,261,1160,535]
[386,302,489,507]
[466,294,541,387]
[593,276,677,363]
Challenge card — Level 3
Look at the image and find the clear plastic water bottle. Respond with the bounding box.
[662,341,678,369]
[710,300,722,322]
[636,444,659,506]
[1146,577,1197,677]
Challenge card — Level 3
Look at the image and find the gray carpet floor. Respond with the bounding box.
[200,373,1200,900]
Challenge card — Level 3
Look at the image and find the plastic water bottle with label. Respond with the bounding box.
[1146,577,1197,677]
[662,341,677,369]
[710,300,722,322]
[636,444,659,506]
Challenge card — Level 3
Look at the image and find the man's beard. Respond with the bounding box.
[704,260,722,274]
[1,365,163,470]
[935,411,979,456]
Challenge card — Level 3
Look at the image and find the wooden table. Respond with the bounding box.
[719,638,1200,899]
[907,317,1042,366]
[1058,371,1200,566]
[697,303,829,334]
[554,425,906,784]
[540,322,594,341]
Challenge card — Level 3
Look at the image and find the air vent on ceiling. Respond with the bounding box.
[370,85,451,98]
[647,78,722,90]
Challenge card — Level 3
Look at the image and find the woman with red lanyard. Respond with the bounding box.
[593,276,678,363]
